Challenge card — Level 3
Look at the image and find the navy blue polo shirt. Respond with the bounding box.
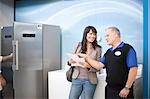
[100,42,138,67]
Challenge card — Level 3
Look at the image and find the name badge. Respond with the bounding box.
[115,51,121,56]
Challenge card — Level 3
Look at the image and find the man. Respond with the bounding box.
[0,54,13,90]
[78,27,138,99]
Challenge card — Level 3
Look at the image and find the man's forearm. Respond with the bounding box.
[125,66,138,88]
[85,56,104,70]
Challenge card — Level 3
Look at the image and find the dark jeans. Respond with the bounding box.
[0,91,3,99]
[105,84,134,99]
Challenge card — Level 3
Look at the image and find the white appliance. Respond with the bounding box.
[48,69,106,99]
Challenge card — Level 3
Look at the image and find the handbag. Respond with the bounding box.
[66,66,75,82]
[66,42,80,82]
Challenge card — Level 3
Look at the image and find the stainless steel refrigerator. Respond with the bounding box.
[12,22,61,99]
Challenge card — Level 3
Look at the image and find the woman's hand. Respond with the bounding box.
[68,59,76,66]
[77,53,88,58]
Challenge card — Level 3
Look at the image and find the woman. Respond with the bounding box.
[0,53,13,87]
[67,26,102,99]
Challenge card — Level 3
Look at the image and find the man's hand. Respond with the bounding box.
[0,74,6,86]
[119,87,130,98]
[78,61,91,68]
[77,53,104,70]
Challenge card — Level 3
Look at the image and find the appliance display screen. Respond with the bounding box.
[22,34,35,37]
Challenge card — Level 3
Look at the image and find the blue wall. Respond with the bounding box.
[15,0,143,68]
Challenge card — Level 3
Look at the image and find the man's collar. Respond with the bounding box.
[110,41,124,51]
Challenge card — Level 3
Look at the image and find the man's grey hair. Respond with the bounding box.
[107,26,121,37]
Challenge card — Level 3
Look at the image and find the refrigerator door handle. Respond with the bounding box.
[12,40,19,70]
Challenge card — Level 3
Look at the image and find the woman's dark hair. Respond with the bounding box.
[81,26,101,54]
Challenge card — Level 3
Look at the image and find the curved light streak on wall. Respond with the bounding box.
[16,0,142,30]
[43,0,142,29]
